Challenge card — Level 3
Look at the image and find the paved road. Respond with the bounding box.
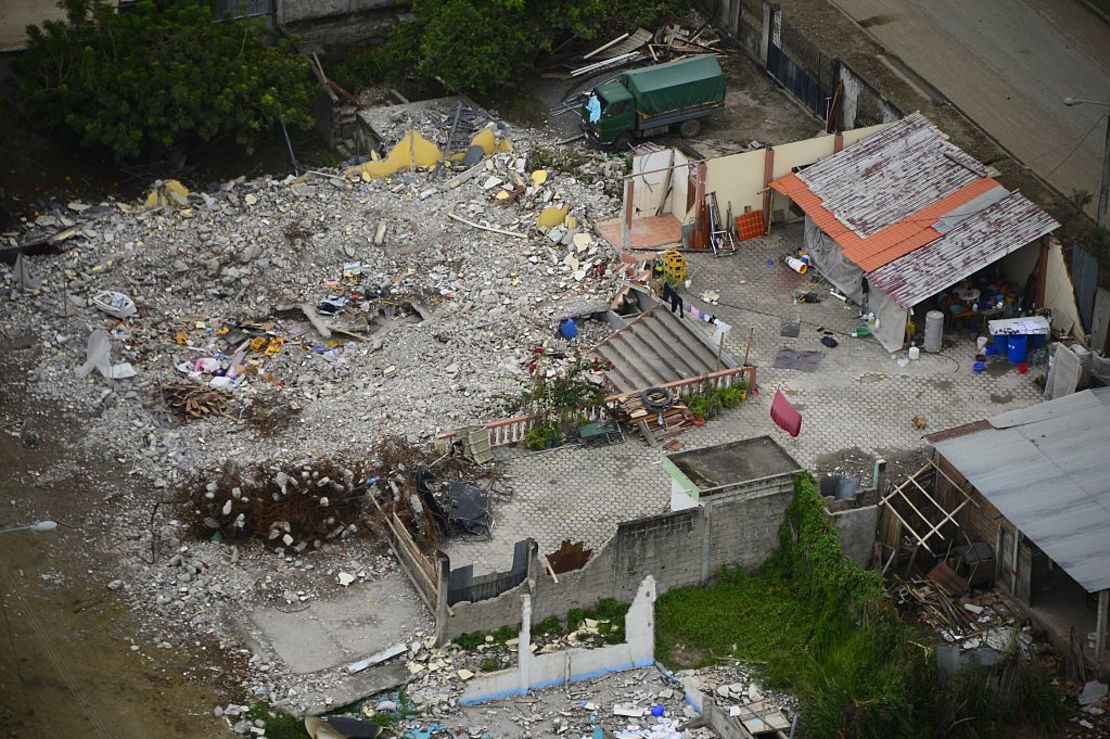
[830,0,1110,215]
[0,0,66,50]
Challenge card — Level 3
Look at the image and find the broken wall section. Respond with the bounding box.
[458,576,657,705]
[437,472,797,643]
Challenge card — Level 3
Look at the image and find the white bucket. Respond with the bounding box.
[908,345,920,360]
[786,257,808,274]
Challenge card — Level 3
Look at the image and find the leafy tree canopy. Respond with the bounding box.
[15,0,314,160]
[337,0,684,95]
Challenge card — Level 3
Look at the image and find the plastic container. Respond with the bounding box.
[924,310,944,353]
[908,345,920,360]
[973,361,987,373]
[1007,334,1028,365]
[993,334,1009,353]
[976,336,989,351]
[559,318,577,340]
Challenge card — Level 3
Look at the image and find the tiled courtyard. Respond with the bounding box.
[444,226,1044,572]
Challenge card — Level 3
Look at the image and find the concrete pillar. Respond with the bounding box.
[621,180,634,251]
[1096,589,1108,664]
[518,595,533,694]
[761,147,775,233]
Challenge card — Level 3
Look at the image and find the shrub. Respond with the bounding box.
[15,0,314,160]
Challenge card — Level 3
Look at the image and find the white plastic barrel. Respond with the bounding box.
[924,310,944,353]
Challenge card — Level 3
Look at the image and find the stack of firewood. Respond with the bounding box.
[612,393,692,445]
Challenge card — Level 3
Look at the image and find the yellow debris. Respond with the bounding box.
[564,215,577,229]
[264,337,284,356]
[496,190,511,201]
[250,337,268,352]
[531,170,548,187]
[538,205,569,228]
[470,128,496,156]
[497,137,514,153]
[175,331,188,345]
[144,179,190,209]
[345,129,443,181]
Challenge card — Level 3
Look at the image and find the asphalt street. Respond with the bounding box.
[829,0,1110,215]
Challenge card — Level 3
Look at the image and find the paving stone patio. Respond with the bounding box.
[445,226,1044,572]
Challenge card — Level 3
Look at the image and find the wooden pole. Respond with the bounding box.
[742,326,755,366]
[715,332,724,372]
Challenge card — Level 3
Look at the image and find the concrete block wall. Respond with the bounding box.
[459,577,657,705]
[438,479,795,643]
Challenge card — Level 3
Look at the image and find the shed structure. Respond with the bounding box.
[769,113,1059,352]
[925,388,1110,666]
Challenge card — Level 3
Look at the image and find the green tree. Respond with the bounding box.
[335,0,684,95]
[15,0,314,160]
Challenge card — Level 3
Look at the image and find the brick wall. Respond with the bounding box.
[438,477,796,643]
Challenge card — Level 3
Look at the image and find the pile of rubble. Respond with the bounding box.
[0,118,640,716]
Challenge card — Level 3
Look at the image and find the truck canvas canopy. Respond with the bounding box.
[619,56,725,117]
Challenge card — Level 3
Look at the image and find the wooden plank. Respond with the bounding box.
[638,419,659,447]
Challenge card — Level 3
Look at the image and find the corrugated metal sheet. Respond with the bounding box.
[933,387,1110,593]
[770,172,1002,272]
[867,192,1060,307]
[589,304,739,393]
[796,112,988,238]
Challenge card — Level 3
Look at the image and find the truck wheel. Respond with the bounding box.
[612,133,631,150]
[679,119,701,138]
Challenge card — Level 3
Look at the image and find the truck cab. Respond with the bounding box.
[583,82,635,148]
[579,57,726,150]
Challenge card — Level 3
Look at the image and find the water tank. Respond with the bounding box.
[924,310,944,353]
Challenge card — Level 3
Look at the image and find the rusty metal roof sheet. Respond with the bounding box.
[867,192,1060,307]
[796,112,989,238]
[589,304,739,393]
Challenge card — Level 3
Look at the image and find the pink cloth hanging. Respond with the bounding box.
[771,389,802,437]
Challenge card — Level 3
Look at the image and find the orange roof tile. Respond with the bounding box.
[769,173,1003,271]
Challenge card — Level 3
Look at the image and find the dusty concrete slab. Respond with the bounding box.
[247,571,425,675]
[298,662,411,717]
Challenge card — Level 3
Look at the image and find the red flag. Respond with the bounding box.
[771,389,802,437]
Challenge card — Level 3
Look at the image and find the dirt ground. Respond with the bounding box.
[0,351,231,737]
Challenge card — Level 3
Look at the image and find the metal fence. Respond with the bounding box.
[447,539,533,606]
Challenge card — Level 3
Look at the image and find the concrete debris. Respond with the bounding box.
[0,112,638,721]
[1079,681,1108,707]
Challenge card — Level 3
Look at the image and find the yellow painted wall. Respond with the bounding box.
[705,149,767,225]
[841,122,892,147]
[770,136,835,179]
[1044,240,1087,341]
[672,150,691,222]
[702,122,894,229]
[630,149,675,216]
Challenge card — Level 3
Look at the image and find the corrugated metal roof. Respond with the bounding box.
[933,387,1110,593]
[770,172,1003,272]
[795,112,988,238]
[589,304,739,393]
[867,192,1060,307]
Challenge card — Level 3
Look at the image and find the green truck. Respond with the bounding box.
[581,56,726,148]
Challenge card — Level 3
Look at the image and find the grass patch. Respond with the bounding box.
[656,474,1062,739]
[245,704,307,739]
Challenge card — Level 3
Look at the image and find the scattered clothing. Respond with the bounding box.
[773,348,824,372]
[662,282,684,317]
[780,320,800,338]
[820,335,839,348]
[771,389,803,437]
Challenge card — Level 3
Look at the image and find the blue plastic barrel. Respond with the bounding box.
[993,334,1008,353]
[1007,334,1028,365]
